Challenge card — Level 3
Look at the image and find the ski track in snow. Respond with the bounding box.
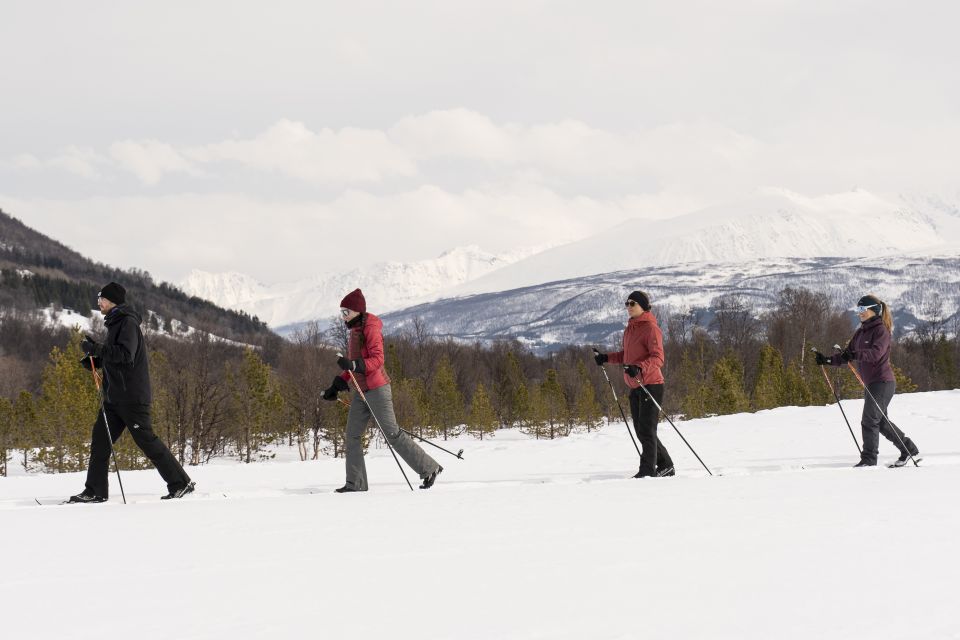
[2,390,960,639]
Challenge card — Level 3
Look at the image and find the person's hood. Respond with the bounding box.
[104,304,141,327]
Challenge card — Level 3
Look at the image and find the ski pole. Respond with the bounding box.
[337,354,414,490]
[87,356,126,504]
[811,347,861,454]
[834,345,919,467]
[628,370,714,476]
[337,397,464,460]
[592,349,642,458]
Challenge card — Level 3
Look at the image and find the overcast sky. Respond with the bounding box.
[1,1,958,284]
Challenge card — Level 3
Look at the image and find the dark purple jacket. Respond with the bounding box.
[831,316,895,385]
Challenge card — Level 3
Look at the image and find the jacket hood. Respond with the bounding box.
[628,312,658,327]
[105,304,142,327]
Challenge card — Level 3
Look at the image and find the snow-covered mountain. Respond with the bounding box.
[379,252,960,353]
[449,189,960,296]
[181,245,545,328]
[182,190,960,335]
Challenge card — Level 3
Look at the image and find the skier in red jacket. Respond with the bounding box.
[322,288,442,492]
[595,291,675,478]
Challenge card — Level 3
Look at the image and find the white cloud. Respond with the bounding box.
[109,140,197,185]
[41,146,111,180]
[185,119,417,183]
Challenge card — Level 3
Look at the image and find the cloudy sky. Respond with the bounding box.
[1,1,958,284]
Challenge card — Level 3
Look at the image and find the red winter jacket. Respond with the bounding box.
[339,313,391,392]
[606,312,665,388]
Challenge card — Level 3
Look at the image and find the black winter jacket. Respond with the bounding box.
[81,305,152,405]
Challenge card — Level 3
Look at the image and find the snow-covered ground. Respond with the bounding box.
[2,390,960,639]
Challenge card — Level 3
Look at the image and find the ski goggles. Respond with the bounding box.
[854,304,879,314]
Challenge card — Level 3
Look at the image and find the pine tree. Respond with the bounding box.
[0,396,12,477]
[429,355,463,440]
[522,383,548,439]
[752,345,786,410]
[892,364,918,393]
[393,377,431,437]
[573,361,603,432]
[782,360,813,406]
[498,351,529,427]
[34,334,101,472]
[386,342,404,380]
[540,369,568,438]
[229,348,284,463]
[707,354,750,415]
[13,391,37,472]
[467,382,498,440]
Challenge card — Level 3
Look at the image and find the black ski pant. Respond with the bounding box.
[629,384,673,475]
[85,403,191,498]
[860,381,917,465]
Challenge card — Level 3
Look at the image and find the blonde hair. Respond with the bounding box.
[865,293,893,333]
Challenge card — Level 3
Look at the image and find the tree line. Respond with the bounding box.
[1,286,957,476]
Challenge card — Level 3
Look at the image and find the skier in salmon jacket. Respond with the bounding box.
[814,294,920,468]
[594,290,675,478]
[321,288,443,492]
[68,282,195,503]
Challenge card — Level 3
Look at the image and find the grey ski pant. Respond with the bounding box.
[860,381,917,464]
[344,384,439,490]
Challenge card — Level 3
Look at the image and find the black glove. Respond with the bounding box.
[322,375,350,401]
[838,349,855,363]
[593,351,608,366]
[624,364,641,378]
[336,356,365,373]
[813,351,831,366]
[80,337,102,357]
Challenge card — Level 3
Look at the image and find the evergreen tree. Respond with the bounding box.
[429,355,463,440]
[497,351,528,427]
[393,377,431,438]
[540,369,568,438]
[386,342,404,380]
[752,345,786,410]
[13,391,37,472]
[229,348,284,463]
[522,383,548,439]
[573,361,603,432]
[467,382,498,440]
[782,360,813,406]
[707,354,750,415]
[0,396,12,476]
[34,334,101,473]
[892,364,918,393]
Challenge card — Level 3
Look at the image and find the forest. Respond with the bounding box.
[1,285,957,476]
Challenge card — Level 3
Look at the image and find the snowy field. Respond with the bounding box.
[2,390,960,640]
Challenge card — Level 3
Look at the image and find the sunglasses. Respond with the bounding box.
[340,308,351,317]
[855,304,878,314]
[625,300,639,307]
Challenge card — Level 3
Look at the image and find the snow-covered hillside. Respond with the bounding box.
[451,189,960,295]
[3,390,959,639]
[380,253,960,352]
[182,244,544,328]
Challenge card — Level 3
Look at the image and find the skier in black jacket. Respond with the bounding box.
[68,282,194,503]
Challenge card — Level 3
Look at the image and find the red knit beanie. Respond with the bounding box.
[340,288,366,313]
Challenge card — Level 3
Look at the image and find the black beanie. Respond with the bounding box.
[628,290,651,311]
[98,282,126,305]
[857,294,882,314]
